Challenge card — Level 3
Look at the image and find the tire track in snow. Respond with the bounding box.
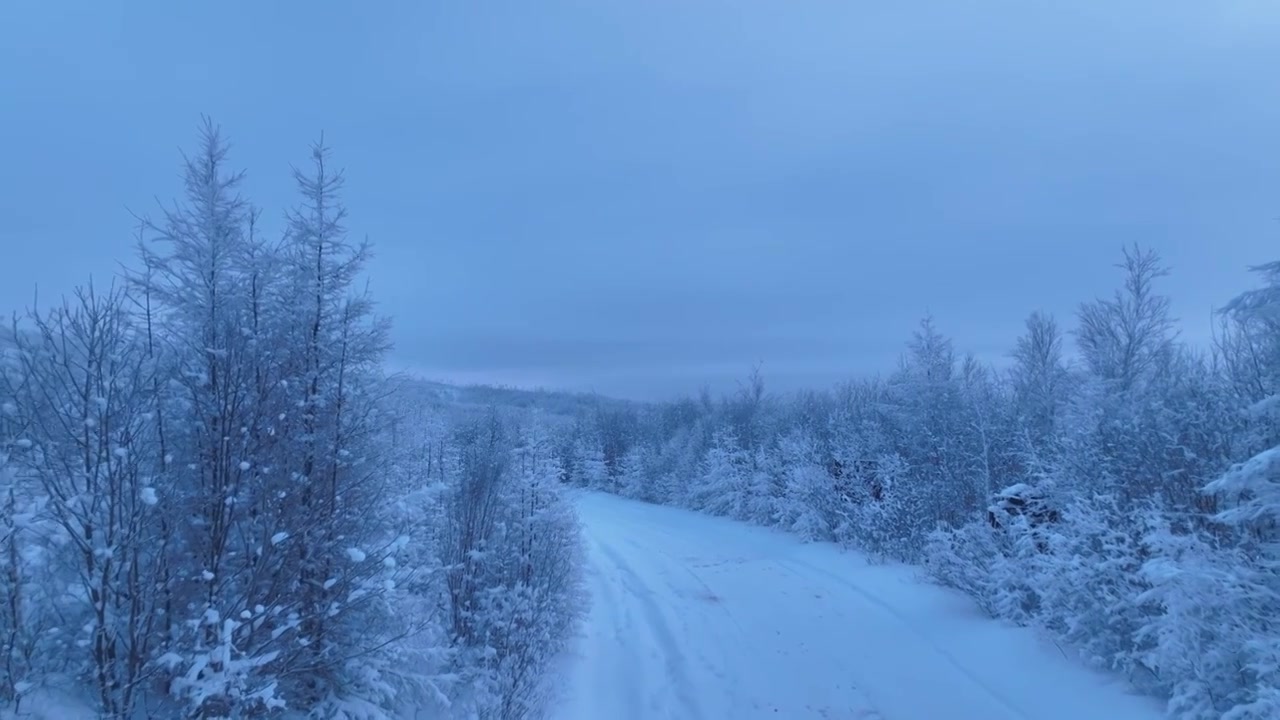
[625,537,750,642]
[778,557,1032,720]
[570,538,646,720]
[561,493,1161,720]
[615,533,880,719]
[628,520,1025,718]
[596,540,706,719]
[631,540,754,719]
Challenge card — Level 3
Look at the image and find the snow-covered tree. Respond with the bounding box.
[4,286,167,719]
[436,414,584,718]
[776,429,838,541]
[0,119,589,720]
[1137,516,1275,719]
[1076,244,1175,394]
[1191,260,1280,718]
[1010,311,1070,459]
[574,435,607,489]
[616,445,651,502]
[687,429,747,519]
[569,244,1279,720]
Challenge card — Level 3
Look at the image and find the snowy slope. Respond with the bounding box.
[556,492,1163,720]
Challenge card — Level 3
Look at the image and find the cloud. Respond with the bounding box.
[2,0,1278,399]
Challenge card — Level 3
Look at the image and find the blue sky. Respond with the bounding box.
[3,1,1279,398]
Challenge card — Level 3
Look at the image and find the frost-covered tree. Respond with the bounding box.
[880,317,977,549]
[616,445,651,501]
[265,137,397,711]
[849,452,919,559]
[480,424,583,719]
[1,120,587,720]
[573,434,607,489]
[1138,516,1275,719]
[4,286,167,719]
[1010,311,1069,462]
[687,429,748,519]
[1190,259,1280,719]
[1076,244,1175,393]
[437,414,583,719]
[776,429,837,541]
[0,332,72,715]
[571,243,1280,720]
[1210,259,1280,539]
[132,122,427,717]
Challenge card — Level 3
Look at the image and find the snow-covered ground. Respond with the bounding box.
[0,682,95,720]
[556,492,1164,720]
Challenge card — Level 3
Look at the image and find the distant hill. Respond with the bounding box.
[382,374,644,421]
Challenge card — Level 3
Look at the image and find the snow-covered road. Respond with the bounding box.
[556,492,1163,720]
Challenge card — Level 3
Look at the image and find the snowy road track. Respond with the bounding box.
[556,492,1163,720]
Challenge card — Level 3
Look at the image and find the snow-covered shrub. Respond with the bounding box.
[438,417,585,719]
[1136,518,1278,720]
[1029,495,1153,680]
[923,522,999,609]
[848,453,930,560]
[616,446,653,502]
[573,436,607,490]
[687,429,746,519]
[560,245,1280,720]
[924,505,1045,624]
[776,430,838,542]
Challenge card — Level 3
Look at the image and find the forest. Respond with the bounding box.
[0,123,584,719]
[561,252,1280,719]
[2,121,1278,720]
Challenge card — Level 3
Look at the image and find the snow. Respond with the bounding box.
[557,492,1163,720]
[270,531,289,545]
[995,482,1033,498]
[201,570,215,581]
[139,487,158,505]
[345,547,366,562]
[0,684,96,720]
[239,460,251,471]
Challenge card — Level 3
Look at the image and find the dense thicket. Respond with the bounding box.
[565,245,1280,719]
[0,122,582,720]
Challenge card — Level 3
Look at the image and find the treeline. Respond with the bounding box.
[0,121,582,720]
[563,246,1279,720]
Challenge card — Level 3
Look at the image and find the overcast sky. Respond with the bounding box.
[3,1,1279,399]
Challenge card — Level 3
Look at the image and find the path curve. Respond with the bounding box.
[556,492,1162,720]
